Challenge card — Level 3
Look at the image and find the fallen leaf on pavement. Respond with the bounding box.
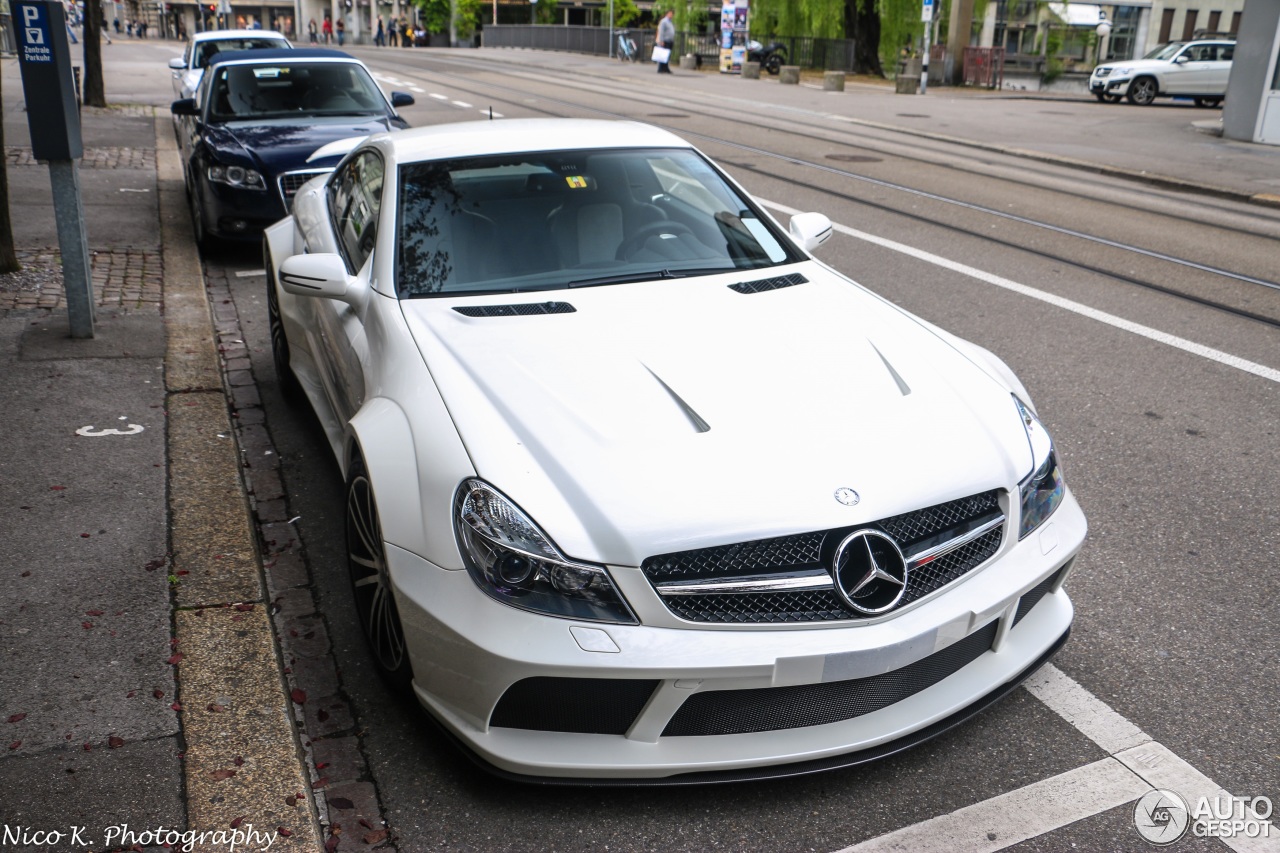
[211,769,237,781]
[6,714,26,724]
[329,797,354,810]
[108,736,124,749]
[290,688,307,704]
[363,829,388,844]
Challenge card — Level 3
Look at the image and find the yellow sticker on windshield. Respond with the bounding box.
[565,176,588,189]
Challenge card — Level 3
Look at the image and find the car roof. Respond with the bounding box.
[207,48,359,67]
[191,29,288,42]
[369,119,691,164]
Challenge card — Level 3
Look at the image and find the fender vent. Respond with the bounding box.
[453,302,576,317]
[728,273,808,295]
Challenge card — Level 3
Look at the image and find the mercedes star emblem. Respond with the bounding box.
[834,487,861,506]
[832,529,908,614]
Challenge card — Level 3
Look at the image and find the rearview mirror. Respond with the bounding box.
[280,253,365,309]
[789,212,833,253]
[170,98,199,116]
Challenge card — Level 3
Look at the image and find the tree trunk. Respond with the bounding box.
[845,0,884,77]
[0,83,19,274]
[83,0,108,107]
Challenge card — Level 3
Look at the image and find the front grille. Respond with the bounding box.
[663,619,1000,736]
[277,169,329,203]
[1096,67,1112,78]
[644,491,1003,623]
[489,677,659,735]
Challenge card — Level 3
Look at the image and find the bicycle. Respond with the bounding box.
[614,30,638,62]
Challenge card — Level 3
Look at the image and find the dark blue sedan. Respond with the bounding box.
[172,49,414,249]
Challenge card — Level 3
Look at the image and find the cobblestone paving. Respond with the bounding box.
[6,146,157,169]
[83,104,155,119]
[0,247,163,313]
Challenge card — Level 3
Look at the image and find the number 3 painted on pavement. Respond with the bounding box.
[76,424,145,437]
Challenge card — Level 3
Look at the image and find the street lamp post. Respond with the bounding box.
[1095,16,1111,64]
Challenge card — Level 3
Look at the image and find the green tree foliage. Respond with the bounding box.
[652,0,707,33]
[416,0,449,33]
[454,0,482,37]
[877,0,924,64]
[751,0,843,38]
[610,0,640,27]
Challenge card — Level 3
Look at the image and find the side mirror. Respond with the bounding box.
[280,253,365,308]
[390,91,415,107]
[1173,54,1189,64]
[170,98,199,116]
[168,57,187,70]
[789,212,833,253]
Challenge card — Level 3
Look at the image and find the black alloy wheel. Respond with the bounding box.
[264,248,303,400]
[764,54,783,75]
[1194,97,1223,108]
[346,459,414,692]
[1127,77,1158,106]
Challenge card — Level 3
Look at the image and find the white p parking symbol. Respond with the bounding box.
[22,6,44,44]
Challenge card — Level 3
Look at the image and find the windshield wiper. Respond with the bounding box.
[568,269,678,288]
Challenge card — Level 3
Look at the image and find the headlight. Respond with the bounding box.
[207,163,266,190]
[454,480,637,624]
[1113,68,1131,77]
[1014,396,1065,539]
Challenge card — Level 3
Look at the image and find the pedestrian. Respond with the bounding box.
[375,15,384,47]
[321,15,332,44]
[112,16,119,33]
[656,10,675,74]
[387,18,398,47]
[101,12,112,43]
[335,16,344,46]
[307,17,318,44]
[402,18,411,47]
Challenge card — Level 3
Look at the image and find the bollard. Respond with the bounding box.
[679,53,698,70]
[779,65,800,85]
[895,74,920,94]
[823,70,845,92]
[742,60,761,79]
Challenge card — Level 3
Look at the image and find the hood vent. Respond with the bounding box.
[454,302,576,318]
[729,273,808,295]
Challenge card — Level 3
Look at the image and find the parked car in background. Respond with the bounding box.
[168,29,292,101]
[172,48,414,249]
[1090,37,1235,106]
[263,118,1086,783]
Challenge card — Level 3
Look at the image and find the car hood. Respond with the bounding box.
[399,264,1035,565]
[205,116,395,173]
[1093,58,1169,75]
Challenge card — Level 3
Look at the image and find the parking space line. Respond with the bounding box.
[758,199,1280,385]
[834,758,1151,853]
[1023,663,1149,754]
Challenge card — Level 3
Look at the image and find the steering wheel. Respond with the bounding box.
[616,220,695,259]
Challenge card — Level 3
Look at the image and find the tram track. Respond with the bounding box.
[367,52,1280,329]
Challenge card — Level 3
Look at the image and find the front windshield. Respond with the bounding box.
[207,62,386,121]
[1143,42,1186,60]
[395,148,801,297]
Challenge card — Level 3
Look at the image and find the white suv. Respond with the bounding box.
[1090,38,1235,107]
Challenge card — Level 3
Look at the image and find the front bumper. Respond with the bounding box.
[389,491,1085,781]
[199,179,287,241]
[1090,76,1131,95]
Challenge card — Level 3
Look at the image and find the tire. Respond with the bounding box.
[1104,94,1122,103]
[188,182,217,254]
[264,246,303,401]
[1094,92,1121,103]
[1126,76,1158,106]
[764,54,783,75]
[346,458,414,693]
[1194,97,1222,108]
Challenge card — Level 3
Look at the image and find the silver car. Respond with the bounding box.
[1090,39,1235,107]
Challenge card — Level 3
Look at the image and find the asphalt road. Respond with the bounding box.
[172,42,1280,851]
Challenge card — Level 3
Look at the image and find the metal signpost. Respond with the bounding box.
[921,0,933,94]
[14,0,95,338]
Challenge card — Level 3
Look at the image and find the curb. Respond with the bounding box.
[156,112,322,850]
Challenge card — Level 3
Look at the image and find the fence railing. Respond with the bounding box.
[483,25,856,71]
[963,46,1005,88]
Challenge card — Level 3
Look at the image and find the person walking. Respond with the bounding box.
[335,16,344,46]
[307,17,318,43]
[387,18,398,47]
[321,15,332,43]
[656,10,675,74]
[375,15,384,47]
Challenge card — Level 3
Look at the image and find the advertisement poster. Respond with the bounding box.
[720,0,749,73]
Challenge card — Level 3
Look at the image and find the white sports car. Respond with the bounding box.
[264,119,1086,783]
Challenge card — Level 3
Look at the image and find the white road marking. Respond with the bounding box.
[1023,663,1148,754]
[77,424,144,437]
[834,758,1151,853]
[759,199,1280,386]
[429,93,448,100]
[479,109,504,118]
[410,86,425,93]
[234,269,266,278]
[451,100,473,108]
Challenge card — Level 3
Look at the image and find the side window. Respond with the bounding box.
[329,152,385,273]
[1220,45,1234,61]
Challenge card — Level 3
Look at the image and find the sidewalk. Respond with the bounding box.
[0,61,319,850]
